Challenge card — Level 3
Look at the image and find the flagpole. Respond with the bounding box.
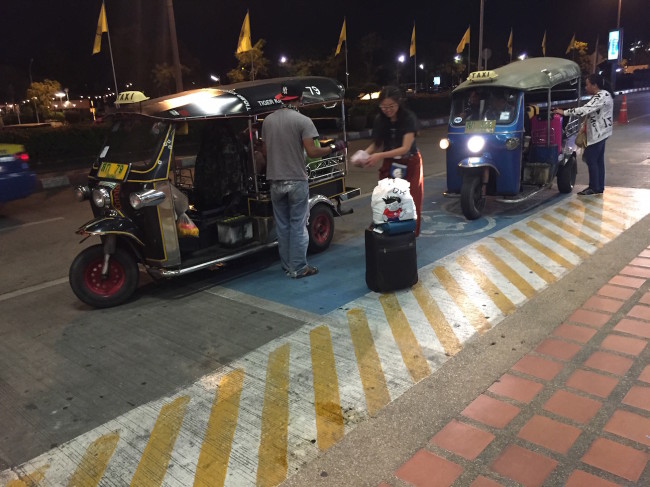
[103,1,119,97]
[593,34,599,73]
[344,17,349,88]
[413,22,417,93]
[468,27,471,79]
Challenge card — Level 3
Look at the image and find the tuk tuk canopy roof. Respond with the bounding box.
[454,57,581,94]
[118,77,345,120]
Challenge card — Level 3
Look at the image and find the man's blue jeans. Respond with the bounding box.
[584,139,607,193]
[270,180,310,277]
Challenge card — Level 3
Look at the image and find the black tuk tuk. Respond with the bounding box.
[69,77,359,308]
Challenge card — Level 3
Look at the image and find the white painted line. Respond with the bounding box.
[0,216,64,233]
[0,277,68,302]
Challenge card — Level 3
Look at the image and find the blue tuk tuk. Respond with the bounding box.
[440,57,583,219]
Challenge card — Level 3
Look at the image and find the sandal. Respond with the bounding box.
[293,265,319,279]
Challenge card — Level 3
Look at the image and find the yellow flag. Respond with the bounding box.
[92,2,108,55]
[541,30,546,56]
[236,11,252,54]
[410,24,416,57]
[565,33,575,54]
[507,28,513,56]
[335,19,346,56]
[456,27,470,54]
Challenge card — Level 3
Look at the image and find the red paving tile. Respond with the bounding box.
[543,390,602,424]
[567,309,611,329]
[640,365,650,383]
[597,284,636,301]
[581,437,649,483]
[565,369,619,398]
[600,334,648,356]
[511,355,563,381]
[622,385,650,412]
[461,394,520,429]
[534,338,582,361]
[395,449,463,487]
[620,265,650,279]
[639,291,650,305]
[608,275,645,288]
[470,477,503,487]
[583,350,634,376]
[517,414,582,454]
[430,419,495,460]
[565,470,624,487]
[490,444,557,487]
[640,249,650,259]
[488,374,544,404]
[627,304,650,322]
[630,256,650,268]
[552,324,598,344]
[604,409,650,447]
[614,318,650,338]
[582,295,625,313]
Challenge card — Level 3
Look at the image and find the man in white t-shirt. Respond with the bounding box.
[262,82,343,278]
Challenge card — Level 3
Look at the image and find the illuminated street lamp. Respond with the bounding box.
[210,75,220,84]
[279,56,287,64]
[518,53,527,61]
[396,54,406,85]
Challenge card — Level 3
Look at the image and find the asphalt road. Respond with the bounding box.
[0,91,648,485]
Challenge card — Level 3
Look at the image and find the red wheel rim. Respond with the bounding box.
[83,257,126,297]
[312,214,331,245]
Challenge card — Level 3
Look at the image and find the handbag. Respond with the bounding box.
[575,121,587,149]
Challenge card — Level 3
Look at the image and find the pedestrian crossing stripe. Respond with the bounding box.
[3,188,650,487]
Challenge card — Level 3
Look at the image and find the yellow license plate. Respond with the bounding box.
[98,162,129,181]
[465,120,496,133]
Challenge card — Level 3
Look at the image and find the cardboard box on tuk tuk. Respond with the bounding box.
[217,215,254,247]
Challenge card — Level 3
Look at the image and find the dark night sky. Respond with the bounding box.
[0,0,647,101]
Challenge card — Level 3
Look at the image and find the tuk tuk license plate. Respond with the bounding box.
[98,162,130,181]
[465,120,496,134]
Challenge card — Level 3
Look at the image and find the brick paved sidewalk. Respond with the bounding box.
[381,249,650,487]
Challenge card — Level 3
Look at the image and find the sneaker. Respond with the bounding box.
[577,188,596,196]
[293,265,319,279]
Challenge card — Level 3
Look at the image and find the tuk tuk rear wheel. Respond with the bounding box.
[69,244,139,308]
[308,204,334,253]
[460,174,486,220]
[557,155,577,193]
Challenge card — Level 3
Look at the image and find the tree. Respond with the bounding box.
[227,39,270,82]
[26,79,62,120]
[570,41,593,77]
[151,63,191,96]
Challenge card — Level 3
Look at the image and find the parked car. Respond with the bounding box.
[0,143,36,204]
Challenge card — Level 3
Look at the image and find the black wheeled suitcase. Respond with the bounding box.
[365,227,418,292]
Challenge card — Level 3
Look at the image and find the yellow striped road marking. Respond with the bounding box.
[527,220,591,260]
[554,207,616,240]
[411,282,462,356]
[476,244,536,299]
[541,213,603,248]
[493,236,557,284]
[193,369,244,487]
[257,344,290,487]
[6,188,650,487]
[511,228,575,270]
[379,294,431,382]
[457,254,516,316]
[433,266,490,333]
[66,433,119,487]
[347,309,391,416]
[310,326,344,451]
[130,396,190,487]
[567,201,626,230]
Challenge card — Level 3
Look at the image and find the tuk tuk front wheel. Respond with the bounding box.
[557,155,577,193]
[460,173,486,220]
[308,204,334,253]
[69,244,139,308]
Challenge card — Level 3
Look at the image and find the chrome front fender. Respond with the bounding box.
[458,155,501,176]
[76,216,144,246]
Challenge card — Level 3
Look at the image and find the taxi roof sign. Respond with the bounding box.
[467,70,499,82]
[116,91,150,104]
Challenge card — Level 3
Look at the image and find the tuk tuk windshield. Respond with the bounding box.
[101,118,170,169]
[450,88,518,126]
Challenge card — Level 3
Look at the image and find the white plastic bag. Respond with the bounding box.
[371,178,416,224]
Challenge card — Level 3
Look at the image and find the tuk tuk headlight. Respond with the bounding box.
[92,187,111,208]
[505,137,520,150]
[439,138,450,150]
[467,136,485,153]
[130,189,166,209]
[74,185,91,202]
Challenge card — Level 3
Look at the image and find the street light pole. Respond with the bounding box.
[166,0,183,93]
[477,0,485,70]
